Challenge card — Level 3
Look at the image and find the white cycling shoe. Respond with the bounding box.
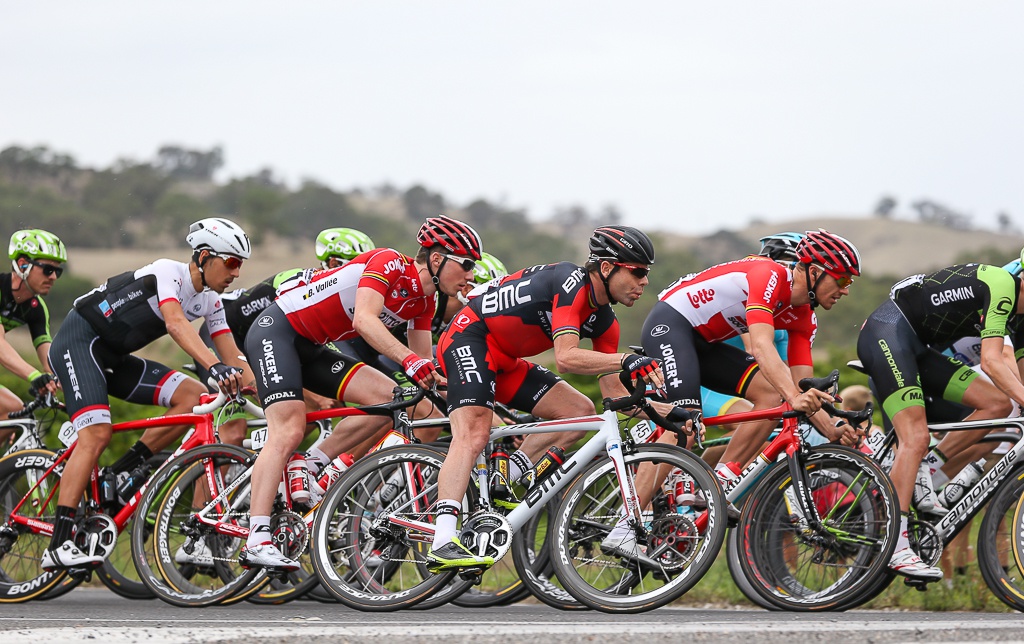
[40,540,105,570]
[238,542,300,571]
[175,539,215,567]
[889,546,943,581]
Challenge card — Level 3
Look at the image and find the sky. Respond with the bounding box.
[4,2,1024,234]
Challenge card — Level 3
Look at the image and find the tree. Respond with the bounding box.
[874,196,897,218]
[155,145,224,181]
[403,185,445,221]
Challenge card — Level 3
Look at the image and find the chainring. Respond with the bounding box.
[73,513,118,561]
[271,510,309,559]
[460,511,513,563]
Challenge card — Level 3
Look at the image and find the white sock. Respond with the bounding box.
[604,510,630,542]
[247,515,271,550]
[895,514,910,552]
[304,447,330,474]
[432,499,462,549]
[508,450,533,482]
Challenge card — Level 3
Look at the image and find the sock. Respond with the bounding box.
[895,513,910,552]
[111,441,154,474]
[304,446,330,475]
[605,510,630,542]
[50,505,77,548]
[432,500,462,549]
[247,516,272,550]
[508,451,533,482]
[923,448,947,476]
[931,469,950,489]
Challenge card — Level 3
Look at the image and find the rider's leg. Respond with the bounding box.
[306,366,396,460]
[513,381,594,465]
[934,376,1013,475]
[432,404,493,546]
[717,371,783,468]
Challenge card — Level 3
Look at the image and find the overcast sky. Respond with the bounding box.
[5,2,1023,234]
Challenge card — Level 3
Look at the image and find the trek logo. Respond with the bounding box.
[480,280,532,314]
[62,350,82,401]
[561,269,584,294]
[382,259,404,274]
[303,276,338,300]
[454,345,482,384]
[763,272,779,302]
[651,324,670,337]
[261,338,283,385]
[687,288,715,308]
[930,285,973,306]
[241,297,272,317]
[659,343,683,389]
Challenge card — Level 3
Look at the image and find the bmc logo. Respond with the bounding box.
[561,269,584,294]
[480,281,532,314]
[687,288,715,308]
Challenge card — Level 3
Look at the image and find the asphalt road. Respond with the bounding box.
[1,589,1023,644]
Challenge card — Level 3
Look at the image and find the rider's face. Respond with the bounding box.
[604,261,649,307]
[435,252,474,297]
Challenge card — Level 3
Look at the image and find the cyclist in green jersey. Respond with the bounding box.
[857,262,1024,581]
[0,230,65,445]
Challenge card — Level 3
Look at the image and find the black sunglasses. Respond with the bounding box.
[613,262,650,279]
[444,254,477,272]
[30,261,64,278]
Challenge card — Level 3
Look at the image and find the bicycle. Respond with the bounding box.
[310,379,727,613]
[0,389,259,603]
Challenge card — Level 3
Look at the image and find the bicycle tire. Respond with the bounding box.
[0,449,73,603]
[131,443,261,607]
[978,466,1024,611]
[736,445,899,611]
[310,444,458,611]
[724,527,779,611]
[551,444,727,613]
[510,494,588,611]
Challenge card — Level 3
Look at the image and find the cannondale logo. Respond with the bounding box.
[331,362,344,374]
[651,324,670,337]
[257,316,274,328]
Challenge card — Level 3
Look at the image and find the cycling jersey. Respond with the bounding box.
[0,273,51,347]
[219,269,302,347]
[657,256,816,366]
[275,249,433,344]
[73,259,230,354]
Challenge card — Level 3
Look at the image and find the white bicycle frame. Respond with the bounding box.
[0,418,45,458]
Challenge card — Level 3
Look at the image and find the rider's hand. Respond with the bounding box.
[668,406,705,442]
[622,355,663,390]
[208,362,243,396]
[790,389,831,415]
[28,371,57,397]
[402,354,441,389]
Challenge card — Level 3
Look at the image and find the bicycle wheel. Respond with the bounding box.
[131,443,261,607]
[736,445,899,611]
[310,444,458,611]
[510,495,588,611]
[724,527,779,611]
[551,444,726,613]
[450,507,543,608]
[0,449,76,602]
[978,466,1024,611]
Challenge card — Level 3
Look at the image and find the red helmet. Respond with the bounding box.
[796,229,862,277]
[416,215,483,260]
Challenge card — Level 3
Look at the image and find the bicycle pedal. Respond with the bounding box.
[457,568,486,582]
[66,566,95,582]
[902,578,932,592]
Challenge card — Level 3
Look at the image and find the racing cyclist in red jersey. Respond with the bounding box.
[240,216,482,570]
[426,226,667,571]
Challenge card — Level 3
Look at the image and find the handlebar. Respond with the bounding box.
[8,392,65,419]
[604,379,703,448]
[193,390,266,419]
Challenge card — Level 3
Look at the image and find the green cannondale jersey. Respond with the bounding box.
[0,273,51,347]
[890,264,1023,345]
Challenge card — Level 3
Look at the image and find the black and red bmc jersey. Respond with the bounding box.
[450,262,620,356]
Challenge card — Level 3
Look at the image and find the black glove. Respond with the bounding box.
[209,362,243,389]
[668,406,704,443]
[621,354,659,382]
[28,371,55,398]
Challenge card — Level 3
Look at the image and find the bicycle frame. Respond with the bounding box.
[0,418,45,458]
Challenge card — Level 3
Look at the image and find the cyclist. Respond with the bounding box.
[857,260,1024,581]
[41,218,253,570]
[241,215,482,570]
[426,225,664,571]
[0,230,65,446]
[641,230,861,484]
[315,227,375,269]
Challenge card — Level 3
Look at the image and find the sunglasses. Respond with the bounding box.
[30,261,64,278]
[444,254,477,272]
[818,266,853,288]
[209,252,244,270]
[613,262,650,279]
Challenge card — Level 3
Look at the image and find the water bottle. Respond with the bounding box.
[521,446,566,490]
[490,443,511,499]
[938,459,986,508]
[310,453,355,497]
[99,469,118,513]
[286,453,312,504]
[714,462,742,492]
[115,464,150,504]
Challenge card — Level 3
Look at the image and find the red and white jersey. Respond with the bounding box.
[275,249,435,344]
[658,256,817,366]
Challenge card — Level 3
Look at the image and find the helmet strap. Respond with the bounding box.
[10,259,38,297]
[193,250,212,290]
[805,264,826,309]
[427,251,447,290]
[600,262,619,305]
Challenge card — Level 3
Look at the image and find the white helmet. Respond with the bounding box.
[186,218,252,259]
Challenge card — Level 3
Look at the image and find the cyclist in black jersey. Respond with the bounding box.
[857,262,1024,581]
[41,218,254,570]
[0,229,65,446]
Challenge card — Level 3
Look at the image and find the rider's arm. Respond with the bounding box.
[0,325,43,381]
[161,300,224,370]
[980,335,1024,407]
[748,322,803,405]
[210,331,256,387]
[34,341,52,374]
[407,328,433,361]
[552,333,624,376]
[352,286,420,365]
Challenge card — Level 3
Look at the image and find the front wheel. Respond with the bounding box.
[978,467,1024,611]
[736,445,899,611]
[550,444,726,613]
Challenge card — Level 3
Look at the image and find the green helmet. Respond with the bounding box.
[9,229,67,264]
[473,252,508,284]
[315,228,374,268]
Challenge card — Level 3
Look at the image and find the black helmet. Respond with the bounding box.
[588,226,655,265]
[758,232,805,262]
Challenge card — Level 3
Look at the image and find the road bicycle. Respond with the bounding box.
[1,393,64,458]
[0,389,259,603]
[310,379,727,614]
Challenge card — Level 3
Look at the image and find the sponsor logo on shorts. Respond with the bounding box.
[331,361,344,374]
[263,391,293,404]
[651,324,670,337]
[257,316,274,328]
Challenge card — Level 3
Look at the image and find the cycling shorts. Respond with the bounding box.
[857,299,977,421]
[49,309,190,432]
[437,312,563,414]
[641,301,760,409]
[245,304,366,409]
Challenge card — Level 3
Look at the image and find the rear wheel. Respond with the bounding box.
[978,467,1024,611]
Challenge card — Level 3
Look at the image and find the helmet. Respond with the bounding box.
[315,228,374,267]
[416,215,483,260]
[473,252,508,284]
[588,226,655,265]
[186,218,251,259]
[758,232,805,262]
[9,229,67,263]
[795,229,861,276]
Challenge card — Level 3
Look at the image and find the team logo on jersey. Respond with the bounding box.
[400,288,409,297]
[331,361,344,374]
[192,303,202,313]
[257,315,274,328]
[651,324,670,337]
[455,314,471,327]
[687,288,715,308]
